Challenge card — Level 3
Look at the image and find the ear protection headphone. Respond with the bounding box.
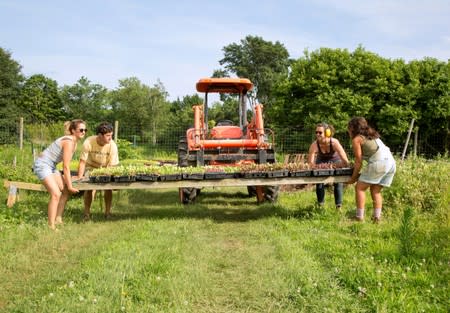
[322,123,332,138]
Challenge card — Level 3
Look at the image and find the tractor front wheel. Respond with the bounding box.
[178,136,200,204]
[179,188,198,204]
[248,185,279,203]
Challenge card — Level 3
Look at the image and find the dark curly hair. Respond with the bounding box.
[96,122,114,135]
[347,117,379,139]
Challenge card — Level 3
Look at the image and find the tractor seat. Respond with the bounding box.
[216,120,234,126]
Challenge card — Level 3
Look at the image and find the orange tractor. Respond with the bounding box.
[178,77,279,203]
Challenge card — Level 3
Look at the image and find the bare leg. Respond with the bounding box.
[42,173,64,229]
[104,190,113,216]
[355,181,370,209]
[370,185,383,209]
[370,185,384,221]
[56,187,70,224]
[83,190,95,220]
[355,181,370,220]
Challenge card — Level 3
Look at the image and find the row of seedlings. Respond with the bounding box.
[88,162,353,183]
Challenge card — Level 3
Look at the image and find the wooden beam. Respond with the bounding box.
[4,176,351,192]
[4,180,47,191]
[72,176,350,190]
[4,176,351,206]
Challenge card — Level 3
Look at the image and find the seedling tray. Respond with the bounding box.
[135,174,159,182]
[89,175,112,183]
[266,170,289,178]
[312,169,335,177]
[204,172,236,180]
[159,174,182,181]
[289,170,312,177]
[241,172,267,178]
[334,168,353,176]
[182,173,205,180]
[113,175,136,183]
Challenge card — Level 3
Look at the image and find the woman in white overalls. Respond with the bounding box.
[347,117,396,223]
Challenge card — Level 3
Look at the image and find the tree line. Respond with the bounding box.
[1,35,449,155]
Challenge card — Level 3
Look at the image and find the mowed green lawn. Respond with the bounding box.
[1,181,449,312]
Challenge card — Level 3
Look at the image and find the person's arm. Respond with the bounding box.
[61,139,78,193]
[348,136,363,184]
[78,138,90,177]
[107,141,119,167]
[307,142,317,167]
[332,139,349,165]
[78,159,86,178]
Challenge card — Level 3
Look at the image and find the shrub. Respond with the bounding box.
[384,157,449,215]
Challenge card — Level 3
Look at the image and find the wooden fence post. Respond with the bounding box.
[401,119,415,161]
[19,117,24,150]
[7,185,18,208]
[114,120,119,141]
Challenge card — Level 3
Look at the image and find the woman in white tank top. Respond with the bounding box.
[33,119,87,230]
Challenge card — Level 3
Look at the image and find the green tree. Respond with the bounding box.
[219,35,290,105]
[110,78,170,144]
[410,58,450,154]
[19,74,65,123]
[0,47,24,143]
[208,96,241,126]
[169,94,203,131]
[59,76,109,124]
[273,47,419,145]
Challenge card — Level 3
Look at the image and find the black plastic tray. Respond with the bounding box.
[113,175,136,182]
[312,169,335,177]
[241,172,267,178]
[89,175,112,183]
[182,173,204,180]
[159,174,182,181]
[266,170,289,178]
[204,172,236,180]
[289,170,312,177]
[334,168,353,176]
[135,174,159,181]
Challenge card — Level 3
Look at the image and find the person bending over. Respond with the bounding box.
[78,122,119,220]
[347,117,396,223]
[308,122,349,210]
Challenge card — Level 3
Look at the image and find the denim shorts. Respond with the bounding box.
[33,158,59,181]
[359,157,396,187]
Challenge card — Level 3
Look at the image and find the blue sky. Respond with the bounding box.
[1,0,449,100]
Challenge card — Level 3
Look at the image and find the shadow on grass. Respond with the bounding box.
[63,188,322,224]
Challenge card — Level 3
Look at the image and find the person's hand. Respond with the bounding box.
[346,177,357,185]
[68,187,79,194]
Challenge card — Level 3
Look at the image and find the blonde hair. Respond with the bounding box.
[64,121,71,135]
[64,119,86,135]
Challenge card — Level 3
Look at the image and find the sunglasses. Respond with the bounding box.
[78,128,88,133]
[315,131,323,135]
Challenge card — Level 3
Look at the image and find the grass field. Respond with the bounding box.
[0,156,449,313]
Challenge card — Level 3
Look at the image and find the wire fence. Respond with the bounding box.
[0,121,444,161]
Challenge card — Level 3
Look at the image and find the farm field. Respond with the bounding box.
[0,157,449,313]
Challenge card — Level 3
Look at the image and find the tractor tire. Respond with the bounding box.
[179,187,198,204]
[248,185,279,203]
[178,136,189,167]
[247,186,257,197]
[264,185,280,203]
[178,136,199,204]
